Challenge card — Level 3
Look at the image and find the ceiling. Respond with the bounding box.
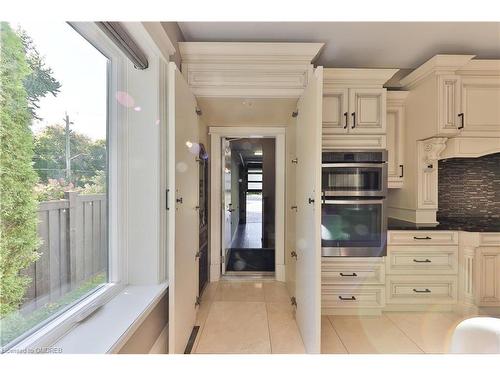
[178,22,500,69]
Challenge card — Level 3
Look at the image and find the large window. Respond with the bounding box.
[0,22,110,351]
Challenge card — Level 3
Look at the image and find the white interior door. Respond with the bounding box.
[221,138,232,274]
[294,67,323,353]
[167,62,199,353]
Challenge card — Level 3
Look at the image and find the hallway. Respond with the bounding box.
[191,280,305,354]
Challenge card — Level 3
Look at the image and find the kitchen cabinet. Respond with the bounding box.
[321,257,386,315]
[474,246,500,307]
[460,76,500,134]
[323,88,386,134]
[386,230,459,309]
[386,91,408,188]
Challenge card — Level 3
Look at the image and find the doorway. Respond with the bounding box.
[223,138,276,274]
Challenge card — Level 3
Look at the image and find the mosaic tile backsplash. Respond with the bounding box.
[438,152,500,219]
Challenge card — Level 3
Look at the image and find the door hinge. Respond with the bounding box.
[291,296,297,308]
[195,296,201,306]
[291,157,298,164]
[308,197,315,204]
[195,251,200,259]
[292,110,299,118]
[195,107,202,116]
[221,255,225,264]
[291,250,298,260]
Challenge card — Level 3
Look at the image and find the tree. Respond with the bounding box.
[17,28,61,121]
[33,124,106,186]
[0,22,40,316]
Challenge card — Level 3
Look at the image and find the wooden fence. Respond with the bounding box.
[21,192,107,312]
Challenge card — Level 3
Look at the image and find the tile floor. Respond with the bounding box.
[192,280,470,354]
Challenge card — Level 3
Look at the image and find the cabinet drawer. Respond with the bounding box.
[388,231,458,245]
[386,275,457,304]
[321,258,385,284]
[386,246,458,275]
[322,286,385,309]
[479,233,500,246]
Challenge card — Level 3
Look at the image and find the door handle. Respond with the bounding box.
[399,164,404,178]
[340,272,357,277]
[458,113,464,129]
[338,296,356,301]
[343,112,348,129]
[351,112,356,128]
[412,288,431,293]
[413,259,431,263]
[227,208,235,212]
[413,236,432,240]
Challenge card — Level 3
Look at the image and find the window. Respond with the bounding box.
[247,167,263,191]
[0,22,113,351]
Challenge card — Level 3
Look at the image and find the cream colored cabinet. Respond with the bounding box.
[386,91,408,188]
[474,246,500,307]
[322,89,348,133]
[323,88,386,134]
[460,76,500,135]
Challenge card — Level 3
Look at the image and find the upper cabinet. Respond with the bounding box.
[322,68,398,149]
[323,87,386,134]
[400,55,500,139]
[460,76,500,134]
[386,91,408,188]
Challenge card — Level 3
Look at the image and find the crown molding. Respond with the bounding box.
[400,55,476,88]
[457,59,500,76]
[323,68,399,87]
[179,42,324,64]
[387,90,409,105]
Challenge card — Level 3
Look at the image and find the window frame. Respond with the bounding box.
[6,22,127,353]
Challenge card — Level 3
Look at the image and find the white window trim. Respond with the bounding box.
[7,22,128,353]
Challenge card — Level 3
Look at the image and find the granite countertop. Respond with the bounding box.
[388,217,500,232]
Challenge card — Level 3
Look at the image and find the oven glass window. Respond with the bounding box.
[322,167,382,191]
[321,202,382,248]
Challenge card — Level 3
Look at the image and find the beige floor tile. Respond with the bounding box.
[195,301,271,354]
[266,302,305,354]
[385,312,464,354]
[263,282,291,303]
[321,316,347,354]
[329,315,423,354]
[201,281,219,302]
[214,281,265,302]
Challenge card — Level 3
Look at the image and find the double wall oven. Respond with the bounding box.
[321,150,388,257]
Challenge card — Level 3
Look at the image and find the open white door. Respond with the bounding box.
[294,67,323,353]
[221,138,232,274]
[167,62,199,353]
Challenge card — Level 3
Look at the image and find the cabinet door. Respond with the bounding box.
[167,63,200,353]
[322,89,348,134]
[387,104,404,187]
[437,75,461,135]
[348,88,386,134]
[461,77,500,134]
[475,247,500,307]
[295,67,322,353]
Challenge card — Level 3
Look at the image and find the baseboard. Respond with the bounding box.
[149,323,168,354]
[275,264,285,282]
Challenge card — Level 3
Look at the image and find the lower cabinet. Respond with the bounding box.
[385,275,458,305]
[474,246,500,307]
[321,257,385,315]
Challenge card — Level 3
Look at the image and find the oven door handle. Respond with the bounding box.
[322,163,385,168]
[323,199,385,205]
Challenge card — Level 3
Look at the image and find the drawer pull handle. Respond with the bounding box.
[413,236,432,240]
[338,296,356,301]
[413,259,431,263]
[412,288,431,293]
[340,272,357,277]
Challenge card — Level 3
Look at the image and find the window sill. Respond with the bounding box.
[54,283,168,354]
